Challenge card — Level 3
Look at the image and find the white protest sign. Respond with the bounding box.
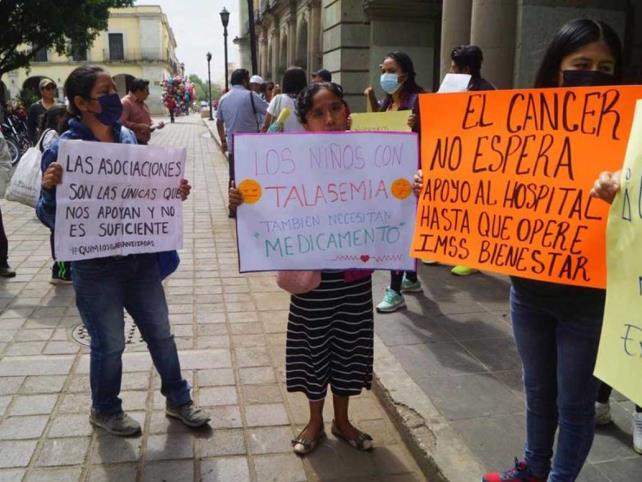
[234,131,418,272]
[55,140,186,261]
[438,73,471,93]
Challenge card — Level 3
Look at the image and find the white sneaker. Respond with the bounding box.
[595,401,612,425]
[633,412,642,454]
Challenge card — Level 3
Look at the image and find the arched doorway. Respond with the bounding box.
[113,74,135,98]
[296,20,309,71]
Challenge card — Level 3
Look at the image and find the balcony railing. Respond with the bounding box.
[101,48,172,63]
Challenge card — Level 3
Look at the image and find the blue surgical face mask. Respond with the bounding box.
[380,73,401,95]
[88,93,123,126]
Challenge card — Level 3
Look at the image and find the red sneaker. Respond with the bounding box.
[482,458,547,482]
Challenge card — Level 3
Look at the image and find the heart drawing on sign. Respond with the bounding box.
[360,255,370,263]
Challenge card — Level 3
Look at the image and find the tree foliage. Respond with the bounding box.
[0,0,134,77]
[188,74,223,102]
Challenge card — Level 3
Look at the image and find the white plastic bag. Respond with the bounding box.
[5,146,42,208]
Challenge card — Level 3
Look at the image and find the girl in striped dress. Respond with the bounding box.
[230,82,375,455]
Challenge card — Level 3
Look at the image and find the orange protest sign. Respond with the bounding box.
[411,86,642,288]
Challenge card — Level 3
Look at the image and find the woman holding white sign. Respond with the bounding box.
[230,82,375,455]
[36,66,210,437]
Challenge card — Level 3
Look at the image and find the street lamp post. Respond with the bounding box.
[220,7,230,92]
[206,52,213,120]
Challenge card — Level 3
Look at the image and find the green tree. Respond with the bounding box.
[188,74,222,102]
[0,0,134,78]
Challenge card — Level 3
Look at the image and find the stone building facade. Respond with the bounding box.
[238,0,642,112]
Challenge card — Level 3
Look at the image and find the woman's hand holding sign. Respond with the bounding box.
[42,162,63,190]
[591,170,621,205]
[413,169,423,198]
[228,185,243,213]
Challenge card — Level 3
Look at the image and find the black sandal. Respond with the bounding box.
[291,425,326,456]
[331,420,373,451]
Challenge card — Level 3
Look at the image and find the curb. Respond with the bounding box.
[373,335,486,482]
[202,117,223,148]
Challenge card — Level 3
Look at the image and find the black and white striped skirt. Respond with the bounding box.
[285,271,374,401]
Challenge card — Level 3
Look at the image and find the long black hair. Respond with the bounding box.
[282,67,308,97]
[534,18,623,88]
[295,82,345,124]
[451,45,483,79]
[64,65,106,117]
[381,51,424,110]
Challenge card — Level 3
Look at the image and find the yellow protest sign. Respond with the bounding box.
[595,100,642,407]
[351,111,411,132]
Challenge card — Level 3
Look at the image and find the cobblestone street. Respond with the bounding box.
[0,116,425,482]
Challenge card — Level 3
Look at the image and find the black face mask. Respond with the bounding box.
[562,70,617,87]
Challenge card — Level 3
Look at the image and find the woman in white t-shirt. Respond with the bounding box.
[261,67,307,133]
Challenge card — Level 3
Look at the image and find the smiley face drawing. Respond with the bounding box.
[238,179,263,204]
[390,178,412,200]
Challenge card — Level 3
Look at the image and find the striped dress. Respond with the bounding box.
[286,271,374,401]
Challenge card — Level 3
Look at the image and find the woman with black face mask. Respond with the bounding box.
[36,66,210,437]
[480,19,624,482]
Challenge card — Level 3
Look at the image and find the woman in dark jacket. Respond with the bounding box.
[365,51,424,314]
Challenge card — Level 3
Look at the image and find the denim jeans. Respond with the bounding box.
[72,253,191,415]
[510,285,604,482]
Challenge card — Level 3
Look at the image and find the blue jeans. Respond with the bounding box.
[72,253,191,415]
[510,285,604,482]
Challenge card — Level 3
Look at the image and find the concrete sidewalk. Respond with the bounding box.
[0,115,425,482]
[371,265,642,482]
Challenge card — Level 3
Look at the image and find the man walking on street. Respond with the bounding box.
[216,69,268,216]
[120,78,164,145]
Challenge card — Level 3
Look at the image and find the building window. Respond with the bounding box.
[32,47,48,62]
[109,33,124,61]
[71,42,87,61]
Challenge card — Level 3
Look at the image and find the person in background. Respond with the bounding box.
[38,105,71,284]
[249,75,265,94]
[230,82,375,456]
[249,75,267,126]
[37,65,210,437]
[0,131,15,278]
[264,81,276,103]
[120,78,164,145]
[450,44,496,92]
[591,172,642,454]
[443,45,496,277]
[167,96,176,124]
[311,68,332,84]
[27,78,57,143]
[365,51,424,314]
[479,18,624,482]
[216,68,268,213]
[261,67,307,133]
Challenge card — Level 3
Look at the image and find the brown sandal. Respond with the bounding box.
[291,425,326,456]
[331,420,373,451]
